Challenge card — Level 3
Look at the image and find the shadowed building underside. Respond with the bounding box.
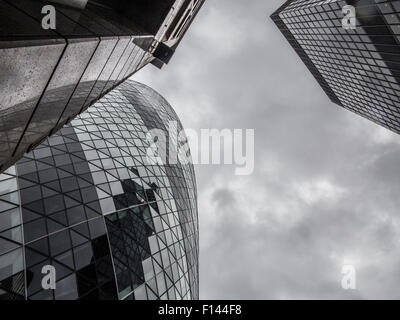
[0,0,205,172]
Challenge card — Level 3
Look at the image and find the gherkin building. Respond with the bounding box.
[0,80,199,300]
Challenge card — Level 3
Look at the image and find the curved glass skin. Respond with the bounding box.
[0,80,199,300]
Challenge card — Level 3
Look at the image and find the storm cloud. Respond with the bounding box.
[134,0,400,299]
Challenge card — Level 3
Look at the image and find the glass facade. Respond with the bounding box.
[271,0,400,133]
[0,80,199,300]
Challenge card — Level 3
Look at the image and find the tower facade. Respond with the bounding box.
[0,0,205,172]
[0,80,199,300]
[272,0,400,133]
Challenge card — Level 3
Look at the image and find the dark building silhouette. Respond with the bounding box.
[0,0,205,172]
[272,0,400,133]
[0,80,199,300]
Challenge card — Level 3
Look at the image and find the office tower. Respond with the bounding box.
[0,80,199,300]
[0,0,205,172]
[272,0,400,133]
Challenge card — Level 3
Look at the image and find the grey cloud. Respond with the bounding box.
[133,0,400,299]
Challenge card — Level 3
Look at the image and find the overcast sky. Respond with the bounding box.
[134,0,400,299]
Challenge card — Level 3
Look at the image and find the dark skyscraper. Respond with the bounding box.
[0,80,199,300]
[272,0,400,133]
[0,0,205,172]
